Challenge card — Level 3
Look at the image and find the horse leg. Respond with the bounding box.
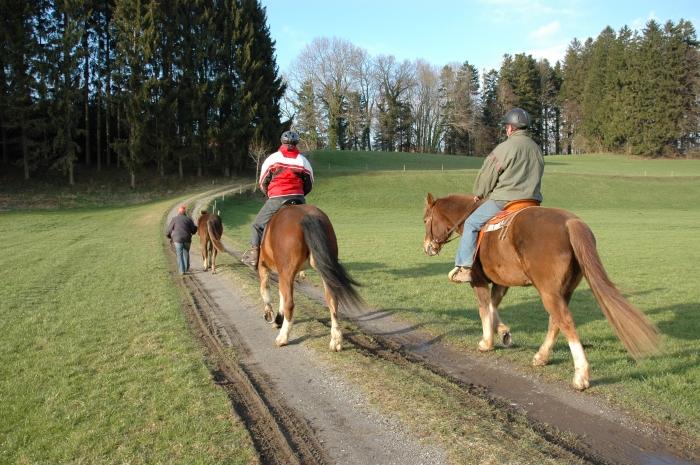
[533,315,560,366]
[540,292,590,390]
[490,285,512,347]
[323,281,342,352]
[473,284,496,352]
[275,273,295,347]
[259,266,274,323]
[211,247,217,274]
[201,238,209,271]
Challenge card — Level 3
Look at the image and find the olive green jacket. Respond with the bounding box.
[473,129,544,202]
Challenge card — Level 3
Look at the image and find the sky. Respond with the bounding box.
[262,0,699,75]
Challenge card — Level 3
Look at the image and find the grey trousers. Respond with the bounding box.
[250,195,305,247]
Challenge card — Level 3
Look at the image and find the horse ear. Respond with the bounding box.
[426,193,435,206]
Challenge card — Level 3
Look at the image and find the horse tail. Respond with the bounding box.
[207,215,226,253]
[567,219,659,359]
[301,215,364,314]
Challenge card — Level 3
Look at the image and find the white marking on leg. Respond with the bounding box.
[329,319,342,352]
[568,340,590,390]
[479,304,495,351]
[275,294,291,346]
[276,317,292,347]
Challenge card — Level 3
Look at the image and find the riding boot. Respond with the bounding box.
[242,246,259,267]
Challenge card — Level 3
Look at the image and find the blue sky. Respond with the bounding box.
[263,0,698,74]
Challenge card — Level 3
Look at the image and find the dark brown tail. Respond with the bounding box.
[301,215,365,315]
[207,214,226,253]
[567,219,659,358]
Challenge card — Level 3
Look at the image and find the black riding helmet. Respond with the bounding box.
[281,130,300,145]
[501,108,530,129]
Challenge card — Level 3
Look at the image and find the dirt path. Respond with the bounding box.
[169,188,698,465]
[168,192,448,465]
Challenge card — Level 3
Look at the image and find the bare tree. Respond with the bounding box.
[412,60,443,153]
[249,137,271,193]
[289,37,364,149]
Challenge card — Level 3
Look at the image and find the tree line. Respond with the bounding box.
[285,19,699,157]
[1,0,285,186]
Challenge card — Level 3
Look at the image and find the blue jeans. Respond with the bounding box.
[174,242,191,274]
[455,199,506,267]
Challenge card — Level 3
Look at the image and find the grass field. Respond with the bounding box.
[218,150,700,438]
[0,200,256,464]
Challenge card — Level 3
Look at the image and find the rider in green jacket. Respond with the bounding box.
[449,108,544,283]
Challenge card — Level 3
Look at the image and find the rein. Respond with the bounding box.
[428,208,470,246]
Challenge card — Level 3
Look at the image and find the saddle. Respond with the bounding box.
[475,199,540,258]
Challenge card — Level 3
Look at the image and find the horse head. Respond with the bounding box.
[423,193,480,256]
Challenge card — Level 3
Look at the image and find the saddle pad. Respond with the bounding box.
[475,199,540,260]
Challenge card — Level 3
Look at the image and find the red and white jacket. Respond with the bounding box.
[259,145,314,198]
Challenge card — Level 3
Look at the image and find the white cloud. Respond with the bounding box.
[531,20,561,40]
[527,42,569,64]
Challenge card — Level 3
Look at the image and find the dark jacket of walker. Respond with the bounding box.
[166,214,198,243]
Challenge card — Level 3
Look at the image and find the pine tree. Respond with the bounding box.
[234,0,285,171]
[478,68,501,155]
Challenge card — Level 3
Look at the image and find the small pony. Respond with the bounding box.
[423,193,659,390]
[257,203,363,350]
[197,210,225,273]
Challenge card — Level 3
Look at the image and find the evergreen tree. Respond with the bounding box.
[478,68,501,155]
[292,79,322,149]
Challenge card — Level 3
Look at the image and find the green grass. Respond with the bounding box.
[0,202,256,464]
[219,150,700,439]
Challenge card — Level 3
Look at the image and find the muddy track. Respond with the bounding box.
[180,271,330,465]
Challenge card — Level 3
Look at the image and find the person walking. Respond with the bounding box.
[166,205,198,275]
[449,107,544,283]
[241,130,314,266]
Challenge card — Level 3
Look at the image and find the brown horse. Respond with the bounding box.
[197,210,225,273]
[423,193,659,390]
[258,204,363,350]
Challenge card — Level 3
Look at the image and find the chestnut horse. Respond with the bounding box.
[423,193,659,390]
[258,204,363,350]
[197,210,225,273]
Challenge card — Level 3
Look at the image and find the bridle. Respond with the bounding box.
[425,206,468,251]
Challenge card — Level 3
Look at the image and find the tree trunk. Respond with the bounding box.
[130,170,136,189]
[21,121,29,180]
[1,117,7,165]
[105,15,111,167]
[96,92,102,171]
[83,26,91,166]
[116,105,120,168]
[69,159,74,186]
[554,108,561,155]
[179,156,183,179]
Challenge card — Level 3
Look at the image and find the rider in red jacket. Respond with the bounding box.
[241,131,313,266]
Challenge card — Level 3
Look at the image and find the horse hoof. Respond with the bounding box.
[329,340,343,352]
[275,337,288,347]
[500,331,512,347]
[478,340,494,352]
[532,353,549,366]
[274,313,284,328]
[264,310,273,323]
[572,377,590,391]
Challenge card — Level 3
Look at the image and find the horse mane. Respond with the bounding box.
[437,194,479,220]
